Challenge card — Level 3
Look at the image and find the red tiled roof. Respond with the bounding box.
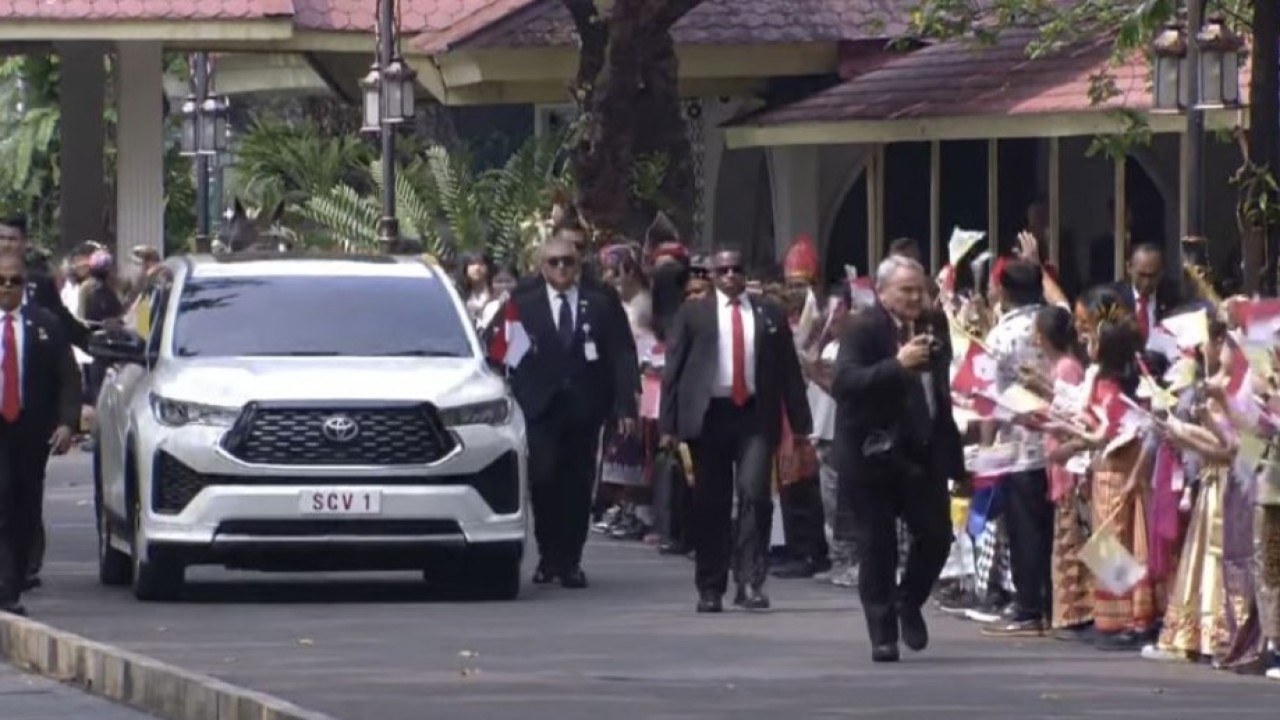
[292,0,530,34]
[736,29,1157,127]
[415,0,909,53]
[0,0,293,20]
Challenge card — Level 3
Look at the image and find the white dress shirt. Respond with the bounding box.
[0,306,25,408]
[714,289,756,397]
[59,278,90,365]
[547,284,579,332]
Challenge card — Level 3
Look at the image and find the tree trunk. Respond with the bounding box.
[1251,0,1279,294]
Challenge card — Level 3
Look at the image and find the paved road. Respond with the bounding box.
[15,452,1280,720]
[0,663,158,720]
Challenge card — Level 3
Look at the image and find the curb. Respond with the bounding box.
[0,613,341,720]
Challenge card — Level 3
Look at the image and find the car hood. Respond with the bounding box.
[151,356,504,408]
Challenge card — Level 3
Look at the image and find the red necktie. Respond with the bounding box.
[730,299,748,406]
[1137,295,1151,338]
[2,314,19,422]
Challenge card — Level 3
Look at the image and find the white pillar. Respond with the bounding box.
[698,98,739,250]
[57,42,108,256]
[114,42,165,261]
[767,145,821,260]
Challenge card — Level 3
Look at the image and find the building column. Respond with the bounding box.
[767,145,821,260]
[114,42,165,261]
[57,42,108,255]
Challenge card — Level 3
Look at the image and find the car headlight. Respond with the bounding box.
[149,394,240,427]
[438,398,512,427]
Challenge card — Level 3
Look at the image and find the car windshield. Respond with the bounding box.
[171,274,474,359]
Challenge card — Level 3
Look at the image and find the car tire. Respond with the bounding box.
[93,442,132,587]
[459,557,521,601]
[129,497,183,602]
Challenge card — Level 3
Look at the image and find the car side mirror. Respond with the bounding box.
[88,329,148,366]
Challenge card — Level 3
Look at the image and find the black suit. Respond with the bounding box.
[1109,280,1180,323]
[503,279,638,573]
[0,305,81,605]
[661,292,812,595]
[24,271,90,350]
[832,304,964,647]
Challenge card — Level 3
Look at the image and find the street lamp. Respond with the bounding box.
[179,54,229,251]
[362,0,419,251]
[1151,22,1189,113]
[1195,13,1244,109]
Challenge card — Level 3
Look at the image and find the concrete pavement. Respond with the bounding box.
[0,663,158,720]
[14,452,1280,720]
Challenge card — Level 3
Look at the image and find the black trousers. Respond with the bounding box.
[652,450,693,547]
[848,459,952,646]
[780,474,829,562]
[1002,469,1054,620]
[688,399,773,595]
[527,404,602,572]
[0,422,50,604]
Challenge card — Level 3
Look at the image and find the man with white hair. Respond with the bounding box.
[832,254,965,662]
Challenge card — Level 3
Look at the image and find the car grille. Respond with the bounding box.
[221,403,456,466]
[151,451,520,515]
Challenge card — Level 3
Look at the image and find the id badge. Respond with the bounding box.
[584,341,599,362]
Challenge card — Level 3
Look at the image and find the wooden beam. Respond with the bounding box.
[0,20,293,42]
[987,140,999,255]
[867,144,886,269]
[723,108,1246,149]
[1114,155,1127,281]
[929,140,941,272]
[1048,137,1061,267]
[424,77,766,106]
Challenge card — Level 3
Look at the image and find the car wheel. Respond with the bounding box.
[93,441,131,586]
[459,557,521,601]
[129,497,183,602]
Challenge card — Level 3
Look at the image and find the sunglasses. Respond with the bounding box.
[0,274,25,288]
[713,265,744,277]
[545,256,577,269]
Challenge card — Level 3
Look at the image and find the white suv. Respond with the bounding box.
[90,254,527,601]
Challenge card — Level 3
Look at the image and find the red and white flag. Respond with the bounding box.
[1233,299,1280,344]
[951,343,997,417]
[487,299,531,368]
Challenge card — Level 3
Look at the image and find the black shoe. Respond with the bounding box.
[0,601,26,617]
[871,643,900,663]
[770,558,818,579]
[532,562,558,585]
[658,541,688,556]
[1095,630,1143,651]
[980,617,1046,638]
[899,604,929,652]
[23,576,41,591]
[733,586,770,611]
[560,566,588,589]
[1052,622,1095,643]
[696,593,723,613]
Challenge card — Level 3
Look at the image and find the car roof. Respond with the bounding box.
[177,253,444,281]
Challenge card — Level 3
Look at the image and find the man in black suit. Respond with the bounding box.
[833,255,964,662]
[0,216,90,591]
[0,251,80,615]
[660,248,812,613]
[504,231,638,589]
[1111,243,1180,340]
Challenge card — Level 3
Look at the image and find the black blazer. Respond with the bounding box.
[660,292,811,446]
[831,304,964,483]
[9,305,82,436]
[502,278,638,426]
[24,270,89,350]
[1110,280,1180,321]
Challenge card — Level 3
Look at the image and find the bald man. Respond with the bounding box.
[497,230,639,589]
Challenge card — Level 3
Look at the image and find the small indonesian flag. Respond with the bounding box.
[849,276,875,309]
[487,299,531,368]
[951,343,997,417]
[1079,525,1148,595]
[1234,299,1280,343]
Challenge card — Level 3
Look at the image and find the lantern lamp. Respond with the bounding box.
[360,66,382,133]
[1150,22,1188,113]
[381,57,416,124]
[1195,13,1244,109]
[179,95,199,156]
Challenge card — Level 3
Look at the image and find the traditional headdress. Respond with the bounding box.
[783,233,819,282]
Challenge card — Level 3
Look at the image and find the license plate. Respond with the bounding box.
[298,489,382,515]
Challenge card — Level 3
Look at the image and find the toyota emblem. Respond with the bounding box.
[321,415,360,443]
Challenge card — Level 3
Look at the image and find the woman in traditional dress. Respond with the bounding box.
[1080,309,1157,650]
[1035,305,1094,640]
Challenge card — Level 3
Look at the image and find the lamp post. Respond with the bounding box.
[1151,9,1244,232]
[360,0,418,251]
[179,53,229,252]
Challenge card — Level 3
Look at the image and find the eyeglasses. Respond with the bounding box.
[0,274,25,288]
[713,265,744,277]
[545,256,577,269]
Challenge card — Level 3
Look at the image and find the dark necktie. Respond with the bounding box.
[898,321,931,443]
[557,292,574,347]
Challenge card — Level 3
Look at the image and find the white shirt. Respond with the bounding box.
[715,289,756,397]
[808,340,840,441]
[546,284,579,333]
[60,279,90,365]
[0,307,25,409]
